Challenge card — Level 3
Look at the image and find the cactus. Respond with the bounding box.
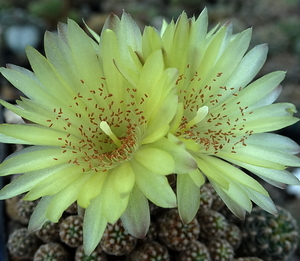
[100,219,137,256]
[7,227,40,260]
[204,183,225,211]
[157,208,200,251]
[198,209,228,240]
[241,206,299,261]
[16,199,38,225]
[177,240,212,261]
[127,241,170,261]
[233,256,264,261]
[59,215,83,248]
[35,220,60,243]
[225,223,242,250]
[141,221,157,242]
[207,238,234,261]
[198,183,214,211]
[33,243,69,261]
[75,245,107,261]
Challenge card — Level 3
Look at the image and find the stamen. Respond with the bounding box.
[100,121,122,147]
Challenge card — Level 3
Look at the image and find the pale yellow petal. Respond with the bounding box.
[142,26,163,58]
[0,146,72,176]
[112,162,135,198]
[209,180,246,219]
[199,155,268,196]
[0,165,70,200]
[195,156,229,189]
[134,147,174,175]
[83,193,107,255]
[121,185,150,238]
[28,195,54,232]
[0,124,70,146]
[24,164,83,200]
[101,174,129,223]
[146,136,198,174]
[188,168,205,187]
[46,173,90,222]
[77,172,107,208]
[243,187,277,214]
[133,159,176,208]
[67,19,103,91]
[177,174,200,224]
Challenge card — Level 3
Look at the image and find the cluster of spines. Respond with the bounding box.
[35,220,60,243]
[75,245,107,261]
[5,193,38,225]
[176,65,255,155]
[234,258,264,261]
[16,199,38,225]
[177,240,211,261]
[240,206,299,261]
[157,208,200,251]
[45,77,151,176]
[197,209,229,240]
[33,243,69,261]
[7,228,40,260]
[59,215,83,248]
[100,219,137,256]
[127,241,170,261]
[5,184,298,261]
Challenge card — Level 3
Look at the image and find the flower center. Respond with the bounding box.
[91,128,138,172]
[175,67,254,155]
[47,78,147,173]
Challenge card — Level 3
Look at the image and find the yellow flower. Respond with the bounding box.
[152,10,300,220]
[0,18,196,254]
[102,10,300,221]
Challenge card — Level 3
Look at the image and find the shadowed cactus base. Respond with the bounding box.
[3,183,299,260]
[35,220,60,243]
[100,220,137,256]
[177,240,211,261]
[127,241,170,261]
[59,215,83,248]
[225,223,243,250]
[75,245,107,261]
[7,228,40,260]
[233,257,264,261]
[241,205,299,261]
[34,243,70,261]
[198,209,228,239]
[157,208,200,251]
[207,238,235,261]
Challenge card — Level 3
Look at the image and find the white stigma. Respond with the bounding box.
[185,106,209,130]
[99,121,122,148]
